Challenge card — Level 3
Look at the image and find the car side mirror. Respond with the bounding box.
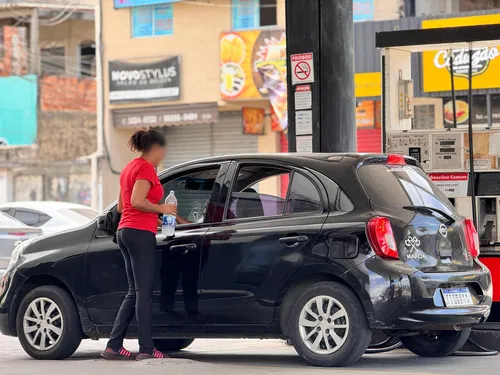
[97,212,114,234]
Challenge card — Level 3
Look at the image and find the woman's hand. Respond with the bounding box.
[161,204,177,216]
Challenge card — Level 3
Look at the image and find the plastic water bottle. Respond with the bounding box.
[162,191,177,237]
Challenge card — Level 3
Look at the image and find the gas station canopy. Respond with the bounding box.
[376,24,500,52]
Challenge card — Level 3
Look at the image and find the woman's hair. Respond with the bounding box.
[127,129,166,153]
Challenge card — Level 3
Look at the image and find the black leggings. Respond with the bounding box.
[107,228,156,354]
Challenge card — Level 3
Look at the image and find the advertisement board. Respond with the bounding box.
[242,107,265,135]
[220,29,287,130]
[422,15,500,92]
[109,57,180,103]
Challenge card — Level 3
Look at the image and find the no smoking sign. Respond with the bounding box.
[291,53,314,85]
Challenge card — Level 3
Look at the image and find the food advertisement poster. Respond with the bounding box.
[428,173,469,198]
[220,30,288,131]
[443,95,487,127]
[356,100,381,128]
[422,15,500,92]
[464,132,499,170]
[242,107,265,135]
[387,133,430,170]
[431,133,463,170]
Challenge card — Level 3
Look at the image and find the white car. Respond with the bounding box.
[0,212,42,270]
[0,201,99,235]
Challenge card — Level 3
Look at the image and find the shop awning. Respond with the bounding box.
[112,102,219,129]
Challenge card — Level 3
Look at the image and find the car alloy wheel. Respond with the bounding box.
[23,297,64,351]
[298,295,349,355]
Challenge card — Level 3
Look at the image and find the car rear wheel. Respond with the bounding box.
[153,338,194,352]
[16,286,82,360]
[400,328,471,357]
[288,281,372,367]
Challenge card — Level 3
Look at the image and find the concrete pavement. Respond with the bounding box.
[1,335,499,375]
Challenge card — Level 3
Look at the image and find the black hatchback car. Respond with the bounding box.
[0,153,492,367]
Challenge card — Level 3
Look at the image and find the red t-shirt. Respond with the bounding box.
[118,158,164,234]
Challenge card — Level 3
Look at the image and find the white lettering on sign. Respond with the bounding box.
[433,47,500,77]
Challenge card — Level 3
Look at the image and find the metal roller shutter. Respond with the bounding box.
[162,112,259,169]
[163,123,212,169]
[213,112,258,157]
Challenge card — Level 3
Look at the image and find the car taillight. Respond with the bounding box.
[367,217,399,260]
[464,219,480,258]
[386,154,406,166]
[8,232,26,236]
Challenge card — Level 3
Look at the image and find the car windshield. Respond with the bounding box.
[358,164,455,217]
[58,208,99,224]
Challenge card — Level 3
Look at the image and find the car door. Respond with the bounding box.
[200,160,329,324]
[85,162,228,329]
[153,162,228,327]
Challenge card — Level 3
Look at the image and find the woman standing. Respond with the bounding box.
[102,129,176,361]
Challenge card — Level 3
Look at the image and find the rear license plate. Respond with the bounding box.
[441,288,474,307]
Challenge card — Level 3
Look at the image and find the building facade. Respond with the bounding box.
[99,0,403,206]
[0,1,97,205]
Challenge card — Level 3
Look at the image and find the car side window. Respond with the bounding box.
[14,210,41,227]
[227,166,291,220]
[286,172,322,214]
[162,167,221,226]
[38,214,52,226]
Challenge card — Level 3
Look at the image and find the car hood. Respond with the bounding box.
[23,222,96,256]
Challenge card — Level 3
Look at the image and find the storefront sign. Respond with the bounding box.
[387,133,430,170]
[422,15,500,92]
[242,107,265,135]
[109,57,180,103]
[220,30,287,130]
[112,102,218,128]
[355,72,381,97]
[114,0,180,8]
[431,133,462,170]
[428,173,469,198]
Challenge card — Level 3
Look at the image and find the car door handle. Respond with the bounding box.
[170,243,197,254]
[279,236,308,245]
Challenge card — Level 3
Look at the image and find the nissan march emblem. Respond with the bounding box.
[439,224,448,237]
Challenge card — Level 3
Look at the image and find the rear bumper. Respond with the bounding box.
[365,259,492,331]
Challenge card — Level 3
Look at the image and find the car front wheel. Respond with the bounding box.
[288,281,372,367]
[16,286,82,360]
[400,329,471,357]
[153,338,194,352]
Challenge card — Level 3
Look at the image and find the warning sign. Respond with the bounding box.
[291,53,314,85]
[295,85,312,110]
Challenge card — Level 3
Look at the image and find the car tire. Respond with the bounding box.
[400,328,471,357]
[288,281,372,367]
[153,338,194,352]
[16,286,82,360]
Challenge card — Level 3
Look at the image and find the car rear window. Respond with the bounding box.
[358,164,455,216]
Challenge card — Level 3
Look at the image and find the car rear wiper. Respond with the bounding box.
[402,205,456,225]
